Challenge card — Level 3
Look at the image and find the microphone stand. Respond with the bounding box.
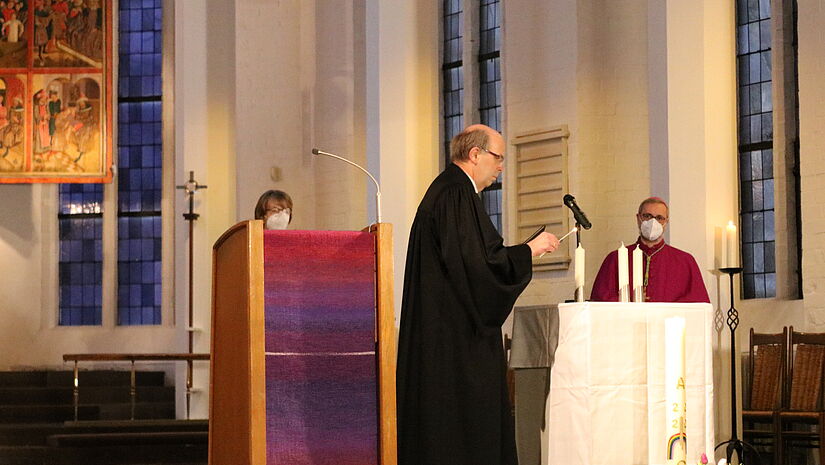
[575,221,581,247]
[312,148,382,223]
[574,221,585,302]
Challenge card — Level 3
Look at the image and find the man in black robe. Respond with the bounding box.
[397,124,560,465]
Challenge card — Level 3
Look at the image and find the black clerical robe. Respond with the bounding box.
[397,163,533,465]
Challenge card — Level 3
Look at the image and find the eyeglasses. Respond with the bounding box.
[266,206,291,216]
[479,147,505,164]
[639,212,668,223]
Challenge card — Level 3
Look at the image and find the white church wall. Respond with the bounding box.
[313,1,368,230]
[504,0,653,308]
[366,0,440,327]
[0,180,180,369]
[662,0,735,450]
[575,0,653,299]
[502,0,580,308]
[172,0,240,419]
[798,0,825,330]
[234,0,318,230]
[0,185,45,367]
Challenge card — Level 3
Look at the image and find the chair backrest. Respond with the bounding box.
[747,327,787,411]
[788,327,825,411]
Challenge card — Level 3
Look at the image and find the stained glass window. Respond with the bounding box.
[736,0,775,298]
[117,0,163,325]
[58,0,163,326]
[479,0,502,232]
[58,184,103,326]
[443,0,464,158]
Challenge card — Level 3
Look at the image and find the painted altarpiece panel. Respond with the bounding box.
[0,0,112,183]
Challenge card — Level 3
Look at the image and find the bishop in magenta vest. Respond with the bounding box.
[590,197,710,303]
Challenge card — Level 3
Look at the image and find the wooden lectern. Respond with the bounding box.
[209,221,397,465]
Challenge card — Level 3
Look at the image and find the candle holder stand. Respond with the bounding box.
[714,267,759,465]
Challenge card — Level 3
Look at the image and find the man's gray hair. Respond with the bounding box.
[637,197,669,215]
[450,128,489,162]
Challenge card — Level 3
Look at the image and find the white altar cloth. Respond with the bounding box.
[547,302,715,465]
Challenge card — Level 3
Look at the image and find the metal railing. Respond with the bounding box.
[62,353,210,421]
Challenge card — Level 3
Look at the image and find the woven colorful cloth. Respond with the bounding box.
[263,230,377,464]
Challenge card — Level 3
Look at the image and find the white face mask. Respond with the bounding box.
[265,210,290,230]
[640,218,664,241]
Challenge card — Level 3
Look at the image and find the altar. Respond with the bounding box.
[513,302,715,465]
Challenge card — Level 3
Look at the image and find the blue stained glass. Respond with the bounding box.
[141,307,153,324]
[141,263,153,283]
[761,52,771,81]
[127,124,140,145]
[765,273,776,296]
[120,14,130,33]
[140,77,153,97]
[129,283,141,306]
[754,274,766,298]
[140,217,153,236]
[765,210,776,241]
[129,32,140,53]
[117,0,163,325]
[58,187,103,326]
[139,239,151,260]
[736,0,776,299]
[141,283,153,304]
[130,78,141,96]
[128,56,140,77]
[143,10,154,29]
[749,54,760,84]
[129,235,141,256]
[142,169,154,188]
[130,11,142,31]
[128,169,140,190]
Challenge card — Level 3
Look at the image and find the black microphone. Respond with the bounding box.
[562,194,592,230]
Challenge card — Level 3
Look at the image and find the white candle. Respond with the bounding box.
[618,242,628,302]
[632,246,643,295]
[575,244,585,301]
[618,242,628,287]
[665,317,687,465]
[725,221,738,268]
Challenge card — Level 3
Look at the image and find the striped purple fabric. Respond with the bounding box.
[263,230,377,465]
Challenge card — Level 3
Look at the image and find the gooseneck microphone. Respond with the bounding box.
[563,194,592,230]
[311,148,382,223]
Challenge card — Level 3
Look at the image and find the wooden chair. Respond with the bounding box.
[778,327,825,465]
[743,328,787,465]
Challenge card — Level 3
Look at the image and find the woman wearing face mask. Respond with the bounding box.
[590,197,709,303]
[254,190,293,230]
